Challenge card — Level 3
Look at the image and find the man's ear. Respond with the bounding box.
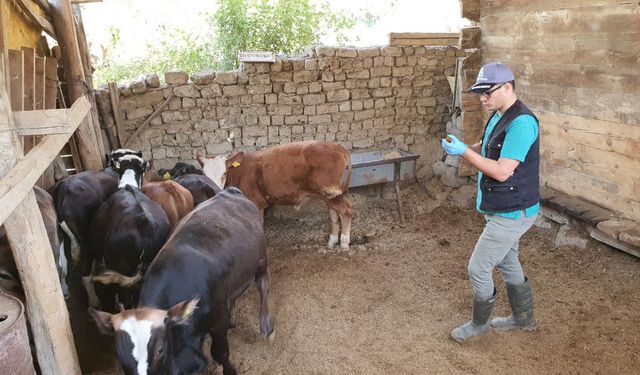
[88,307,115,336]
[167,298,199,325]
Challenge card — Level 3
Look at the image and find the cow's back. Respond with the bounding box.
[89,186,171,274]
[49,170,118,239]
[172,174,221,206]
[139,187,264,309]
[142,181,194,228]
[233,141,350,207]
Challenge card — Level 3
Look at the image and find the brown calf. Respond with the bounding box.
[197,140,353,250]
[142,180,194,228]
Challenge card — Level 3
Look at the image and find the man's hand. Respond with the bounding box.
[441,134,468,156]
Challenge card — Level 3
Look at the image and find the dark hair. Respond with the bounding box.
[508,80,516,90]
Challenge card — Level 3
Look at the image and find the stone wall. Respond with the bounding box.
[103,45,465,179]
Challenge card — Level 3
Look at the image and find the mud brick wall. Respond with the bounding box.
[106,45,464,180]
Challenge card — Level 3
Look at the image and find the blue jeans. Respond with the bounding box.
[468,213,537,299]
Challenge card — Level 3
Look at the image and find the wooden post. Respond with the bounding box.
[49,0,103,170]
[108,82,126,147]
[72,3,106,156]
[0,52,82,375]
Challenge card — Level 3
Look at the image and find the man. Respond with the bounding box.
[442,62,539,342]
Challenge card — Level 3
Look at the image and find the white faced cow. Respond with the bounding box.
[196,140,353,250]
[89,187,274,375]
[86,154,171,311]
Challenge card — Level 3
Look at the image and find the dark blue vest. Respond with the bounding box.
[479,100,540,213]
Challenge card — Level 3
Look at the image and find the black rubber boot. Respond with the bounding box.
[451,289,496,342]
[491,277,537,331]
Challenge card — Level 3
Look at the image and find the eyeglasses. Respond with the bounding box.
[481,83,505,98]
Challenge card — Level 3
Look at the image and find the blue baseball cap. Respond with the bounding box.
[467,62,515,93]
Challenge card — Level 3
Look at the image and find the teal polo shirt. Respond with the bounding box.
[476,113,540,218]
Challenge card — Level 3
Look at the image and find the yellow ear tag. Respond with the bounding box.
[163,172,171,180]
[183,305,194,319]
[231,161,241,168]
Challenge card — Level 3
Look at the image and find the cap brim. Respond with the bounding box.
[466,82,494,94]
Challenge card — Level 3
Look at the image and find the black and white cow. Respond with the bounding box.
[0,186,68,299]
[86,155,171,311]
[49,148,142,266]
[89,187,274,375]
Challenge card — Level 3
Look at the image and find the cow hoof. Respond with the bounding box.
[327,234,339,249]
[266,328,276,342]
[340,244,350,251]
[261,315,274,339]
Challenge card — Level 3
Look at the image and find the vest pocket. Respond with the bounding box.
[484,185,522,211]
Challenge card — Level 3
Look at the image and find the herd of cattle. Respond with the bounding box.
[0,140,353,375]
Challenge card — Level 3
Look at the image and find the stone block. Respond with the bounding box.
[133,90,164,107]
[222,85,246,96]
[308,114,332,124]
[131,78,147,94]
[285,116,307,125]
[315,46,337,57]
[214,71,238,85]
[619,227,640,248]
[161,110,190,123]
[335,48,358,58]
[165,71,189,85]
[358,48,380,58]
[205,142,233,155]
[191,69,216,85]
[326,89,350,102]
[347,70,370,79]
[145,73,160,88]
[293,71,318,83]
[597,219,637,239]
[173,85,201,98]
[126,106,154,120]
[381,46,403,56]
[303,93,326,105]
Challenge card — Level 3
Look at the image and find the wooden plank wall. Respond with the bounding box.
[7,47,62,188]
[479,0,640,221]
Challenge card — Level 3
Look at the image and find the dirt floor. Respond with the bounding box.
[69,183,640,375]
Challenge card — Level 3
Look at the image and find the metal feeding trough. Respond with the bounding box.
[347,148,420,224]
[0,293,35,374]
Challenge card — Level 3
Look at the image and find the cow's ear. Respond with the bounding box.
[225,151,245,169]
[167,298,199,325]
[135,151,143,158]
[88,307,115,336]
[195,150,205,166]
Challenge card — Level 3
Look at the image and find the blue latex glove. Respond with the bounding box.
[441,134,468,156]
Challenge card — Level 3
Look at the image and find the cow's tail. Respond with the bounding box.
[92,270,142,288]
[342,153,352,194]
[60,221,81,264]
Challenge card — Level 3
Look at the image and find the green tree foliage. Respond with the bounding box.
[93,0,361,86]
[211,0,356,70]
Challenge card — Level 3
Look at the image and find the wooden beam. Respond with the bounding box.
[35,57,46,110]
[389,38,458,47]
[1,53,82,375]
[13,95,90,136]
[1,97,89,223]
[13,0,57,38]
[108,82,126,147]
[44,57,58,109]
[50,0,103,170]
[21,48,35,111]
[33,0,52,14]
[8,49,24,111]
[72,4,106,155]
[71,0,104,3]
